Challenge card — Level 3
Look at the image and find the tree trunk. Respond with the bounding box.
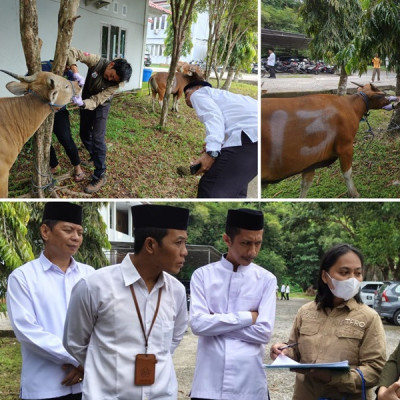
[159,0,197,127]
[19,0,80,197]
[221,66,235,90]
[388,70,400,135]
[337,64,348,96]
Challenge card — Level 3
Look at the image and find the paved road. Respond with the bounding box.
[150,66,258,84]
[262,70,396,95]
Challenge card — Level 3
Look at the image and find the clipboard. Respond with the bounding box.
[264,354,350,370]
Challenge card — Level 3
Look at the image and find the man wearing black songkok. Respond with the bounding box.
[184,81,258,198]
[64,204,190,400]
[190,208,277,400]
[7,202,94,400]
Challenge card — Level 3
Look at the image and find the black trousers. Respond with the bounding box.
[197,132,257,198]
[22,394,82,400]
[79,103,111,179]
[50,108,81,168]
[268,65,276,78]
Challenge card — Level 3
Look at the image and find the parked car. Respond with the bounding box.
[374,281,400,325]
[144,53,151,67]
[359,281,386,307]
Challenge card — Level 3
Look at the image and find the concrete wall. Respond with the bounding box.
[0,0,148,97]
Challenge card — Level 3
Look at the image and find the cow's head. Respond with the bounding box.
[178,62,205,79]
[352,82,390,109]
[1,70,81,107]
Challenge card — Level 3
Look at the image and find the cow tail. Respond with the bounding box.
[149,76,157,95]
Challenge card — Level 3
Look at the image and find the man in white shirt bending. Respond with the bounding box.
[63,204,189,400]
[190,208,277,400]
[7,202,94,400]
[184,81,258,198]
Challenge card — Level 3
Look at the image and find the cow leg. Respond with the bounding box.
[339,153,360,197]
[0,173,9,198]
[300,170,315,198]
[342,167,360,198]
[172,94,178,112]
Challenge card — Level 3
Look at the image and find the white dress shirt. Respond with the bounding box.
[267,52,276,66]
[63,253,188,400]
[6,252,94,399]
[190,87,258,152]
[190,256,277,400]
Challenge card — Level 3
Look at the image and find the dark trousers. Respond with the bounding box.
[281,292,286,300]
[22,394,82,400]
[197,132,257,198]
[79,103,111,179]
[268,65,276,78]
[50,108,81,168]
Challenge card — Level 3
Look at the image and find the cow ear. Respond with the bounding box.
[370,83,378,91]
[6,81,28,95]
[47,77,56,90]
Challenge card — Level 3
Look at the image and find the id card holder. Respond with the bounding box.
[134,353,157,385]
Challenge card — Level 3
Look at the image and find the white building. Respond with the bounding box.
[0,0,150,97]
[146,0,208,65]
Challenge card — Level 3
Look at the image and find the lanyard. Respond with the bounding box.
[130,284,162,353]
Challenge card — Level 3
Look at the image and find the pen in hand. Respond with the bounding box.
[278,342,298,350]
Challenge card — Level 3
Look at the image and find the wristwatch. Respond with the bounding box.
[206,151,220,159]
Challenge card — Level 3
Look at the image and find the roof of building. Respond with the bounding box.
[149,1,171,15]
[261,28,311,50]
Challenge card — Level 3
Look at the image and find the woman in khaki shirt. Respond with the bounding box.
[270,244,386,400]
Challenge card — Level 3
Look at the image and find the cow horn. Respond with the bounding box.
[351,81,364,88]
[0,70,37,82]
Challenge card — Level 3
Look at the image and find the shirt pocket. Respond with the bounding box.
[299,322,319,336]
[162,320,175,353]
[335,326,364,364]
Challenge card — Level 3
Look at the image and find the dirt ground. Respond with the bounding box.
[173,297,400,400]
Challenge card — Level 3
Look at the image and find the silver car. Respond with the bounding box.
[359,281,385,307]
[374,281,400,325]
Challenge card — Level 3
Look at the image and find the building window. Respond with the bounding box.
[151,17,155,30]
[116,210,129,235]
[102,24,127,59]
[122,4,127,16]
[113,1,118,14]
[161,15,166,30]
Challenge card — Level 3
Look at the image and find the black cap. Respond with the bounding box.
[226,209,264,231]
[132,204,189,230]
[183,80,212,93]
[42,202,83,225]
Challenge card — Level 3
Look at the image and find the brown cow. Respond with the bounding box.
[149,68,204,113]
[0,70,81,198]
[261,83,390,198]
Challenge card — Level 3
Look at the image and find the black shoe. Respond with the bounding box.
[84,175,107,194]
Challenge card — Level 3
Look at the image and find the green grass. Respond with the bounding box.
[0,338,21,400]
[262,109,400,198]
[9,81,256,198]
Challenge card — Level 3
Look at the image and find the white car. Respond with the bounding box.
[360,281,385,307]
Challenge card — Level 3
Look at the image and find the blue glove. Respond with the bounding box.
[73,72,85,87]
[388,96,399,102]
[383,104,394,111]
[72,95,84,107]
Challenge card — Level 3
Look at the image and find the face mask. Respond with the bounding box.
[326,273,361,301]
